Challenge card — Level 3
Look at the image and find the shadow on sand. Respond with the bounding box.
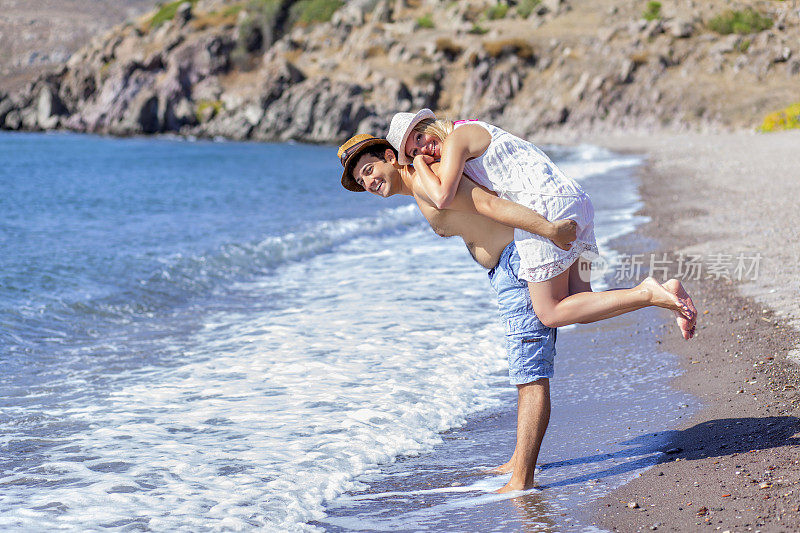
[540,416,800,489]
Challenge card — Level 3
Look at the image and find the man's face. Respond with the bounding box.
[351,151,399,197]
[404,131,440,159]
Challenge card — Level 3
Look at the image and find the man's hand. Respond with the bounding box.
[549,219,577,250]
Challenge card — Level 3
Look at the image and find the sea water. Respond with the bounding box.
[0,132,684,531]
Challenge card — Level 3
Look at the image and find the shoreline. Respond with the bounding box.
[555,130,800,532]
[316,145,697,531]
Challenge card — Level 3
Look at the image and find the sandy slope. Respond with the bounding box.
[0,0,155,91]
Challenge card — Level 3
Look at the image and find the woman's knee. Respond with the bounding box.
[527,275,569,328]
[530,301,559,328]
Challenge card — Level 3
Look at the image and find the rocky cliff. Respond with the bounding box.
[0,0,798,142]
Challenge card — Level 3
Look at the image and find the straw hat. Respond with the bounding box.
[386,108,436,165]
[337,134,393,192]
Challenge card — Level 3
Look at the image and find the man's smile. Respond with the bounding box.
[371,178,385,193]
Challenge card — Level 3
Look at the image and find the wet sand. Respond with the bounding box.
[567,130,800,532]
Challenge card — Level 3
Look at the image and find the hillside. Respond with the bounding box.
[0,0,798,141]
[0,0,156,92]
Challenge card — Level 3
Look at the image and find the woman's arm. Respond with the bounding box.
[413,124,491,210]
[441,173,577,250]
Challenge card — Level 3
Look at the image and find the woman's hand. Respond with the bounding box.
[414,154,436,165]
[549,219,578,250]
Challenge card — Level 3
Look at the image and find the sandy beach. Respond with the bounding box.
[558,130,800,532]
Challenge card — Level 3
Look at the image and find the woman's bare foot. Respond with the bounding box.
[662,279,697,339]
[639,277,694,320]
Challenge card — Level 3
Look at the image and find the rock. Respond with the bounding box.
[201,110,253,139]
[0,96,16,128]
[370,77,413,112]
[175,2,193,26]
[332,0,380,26]
[127,91,161,133]
[243,103,264,127]
[619,58,636,84]
[629,19,648,34]
[3,109,23,130]
[628,501,639,509]
[644,19,664,38]
[254,78,372,142]
[36,85,66,129]
[461,57,525,117]
[670,19,694,39]
[570,72,590,101]
[371,0,392,23]
[20,107,39,130]
[710,35,741,55]
[541,0,569,16]
[259,58,306,107]
[162,96,197,131]
[748,51,773,78]
[772,46,792,63]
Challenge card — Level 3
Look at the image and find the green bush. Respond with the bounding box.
[222,4,244,17]
[736,38,751,53]
[708,8,772,34]
[516,0,541,19]
[642,1,661,21]
[416,13,435,29]
[289,0,343,26]
[149,0,198,29]
[485,3,509,20]
[760,102,800,132]
[195,100,224,122]
[468,23,488,34]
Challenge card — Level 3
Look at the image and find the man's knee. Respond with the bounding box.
[517,378,550,395]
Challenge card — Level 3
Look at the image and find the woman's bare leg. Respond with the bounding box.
[568,257,593,295]
[527,267,695,329]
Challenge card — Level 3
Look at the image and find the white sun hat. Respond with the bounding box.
[386,108,436,165]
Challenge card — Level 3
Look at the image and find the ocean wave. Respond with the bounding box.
[0,205,423,351]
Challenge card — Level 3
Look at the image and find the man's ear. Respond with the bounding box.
[384,148,398,165]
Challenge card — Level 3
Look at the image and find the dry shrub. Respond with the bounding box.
[190,6,242,30]
[630,52,649,66]
[482,39,534,61]
[365,45,386,58]
[435,38,463,60]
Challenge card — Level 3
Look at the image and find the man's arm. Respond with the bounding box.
[440,174,577,250]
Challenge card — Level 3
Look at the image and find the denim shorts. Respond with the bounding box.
[488,241,558,385]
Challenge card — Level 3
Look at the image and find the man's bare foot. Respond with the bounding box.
[496,478,535,493]
[492,456,515,474]
[639,277,694,320]
[662,279,697,339]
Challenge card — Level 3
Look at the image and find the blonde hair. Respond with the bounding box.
[412,118,454,142]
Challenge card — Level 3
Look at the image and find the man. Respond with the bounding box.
[337,134,569,493]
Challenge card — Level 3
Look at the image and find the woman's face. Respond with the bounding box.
[404,131,441,159]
